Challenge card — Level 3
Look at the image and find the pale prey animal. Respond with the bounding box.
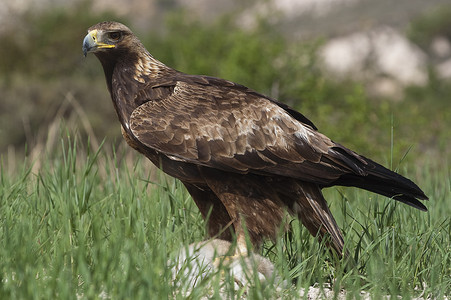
[172,239,278,290]
[82,21,428,261]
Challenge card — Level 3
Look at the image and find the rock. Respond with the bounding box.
[320,32,372,78]
[320,26,429,96]
[430,36,451,59]
[371,27,428,86]
[436,58,451,80]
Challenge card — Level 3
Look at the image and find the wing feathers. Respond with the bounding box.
[128,75,427,207]
[129,77,354,182]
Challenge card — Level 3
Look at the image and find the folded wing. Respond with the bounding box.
[129,75,427,210]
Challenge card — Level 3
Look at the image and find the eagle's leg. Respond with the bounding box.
[231,215,251,257]
[201,170,287,251]
[235,220,249,255]
[273,179,346,256]
[183,182,234,241]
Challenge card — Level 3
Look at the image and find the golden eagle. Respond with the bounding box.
[83,21,427,256]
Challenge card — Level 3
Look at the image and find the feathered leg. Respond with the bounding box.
[183,182,234,241]
[274,179,345,256]
[201,169,287,254]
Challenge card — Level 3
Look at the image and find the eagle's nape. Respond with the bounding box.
[83,21,428,267]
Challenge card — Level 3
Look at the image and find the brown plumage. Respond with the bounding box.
[83,21,428,256]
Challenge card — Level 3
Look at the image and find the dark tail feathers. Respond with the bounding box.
[331,147,428,211]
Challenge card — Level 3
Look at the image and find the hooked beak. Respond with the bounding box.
[82,29,115,57]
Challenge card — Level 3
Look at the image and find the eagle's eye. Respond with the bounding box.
[108,31,122,42]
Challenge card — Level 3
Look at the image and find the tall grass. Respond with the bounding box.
[0,134,449,299]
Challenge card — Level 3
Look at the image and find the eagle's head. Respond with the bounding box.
[83,21,169,84]
[82,21,139,58]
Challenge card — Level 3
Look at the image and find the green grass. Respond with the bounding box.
[0,136,449,299]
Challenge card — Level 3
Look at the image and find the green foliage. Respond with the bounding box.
[143,12,287,94]
[407,4,451,49]
[0,1,122,79]
[0,137,449,299]
[0,1,124,153]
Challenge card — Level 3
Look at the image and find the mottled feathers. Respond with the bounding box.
[84,21,428,257]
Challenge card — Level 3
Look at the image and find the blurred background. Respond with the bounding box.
[0,0,450,174]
